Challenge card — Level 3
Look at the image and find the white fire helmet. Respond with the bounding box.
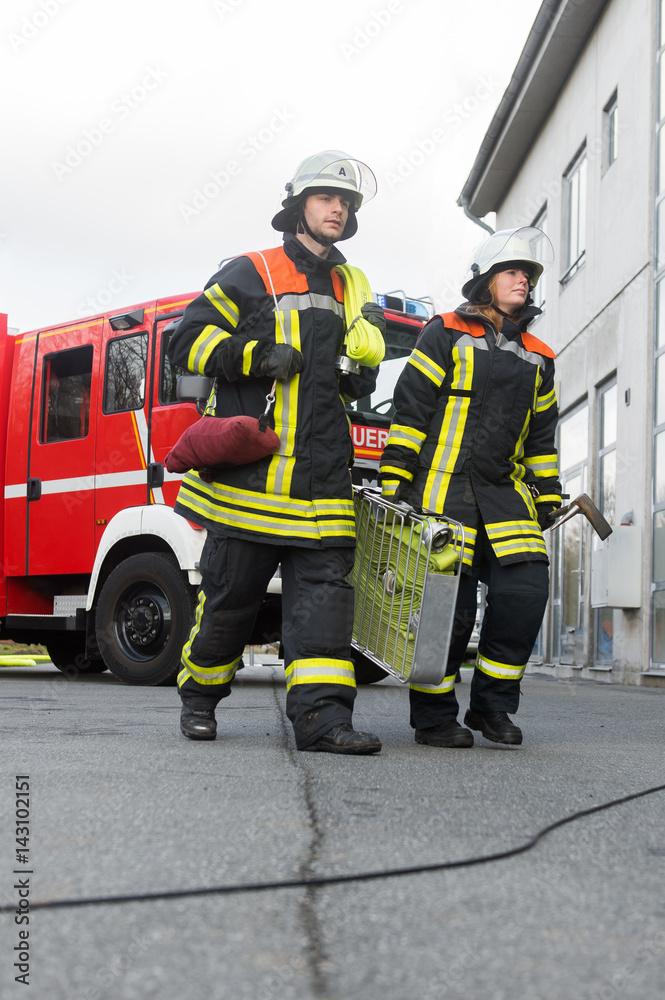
[271,150,377,239]
[462,226,554,300]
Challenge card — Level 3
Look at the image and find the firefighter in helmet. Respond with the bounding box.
[380,227,561,747]
[168,150,385,754]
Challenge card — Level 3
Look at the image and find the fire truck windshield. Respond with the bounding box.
[345,317,419,422]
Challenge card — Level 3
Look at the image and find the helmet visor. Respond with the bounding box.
[288,151,377,208]
[471,226,554,284]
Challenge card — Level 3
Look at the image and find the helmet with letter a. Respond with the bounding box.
[271,149,377,241]
[462,226,554,304]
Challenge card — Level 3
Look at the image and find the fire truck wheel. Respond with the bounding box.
[46,635,108,677]
[352,649,390,685]
[95,552,196,686]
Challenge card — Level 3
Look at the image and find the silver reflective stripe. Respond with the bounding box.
[277,292,345,317]
[457,334,489,351]
[495,335,546,369]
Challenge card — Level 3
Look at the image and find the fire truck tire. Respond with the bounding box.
[352,648,390,685]
[46,636,108,677]
[95,552,196,686]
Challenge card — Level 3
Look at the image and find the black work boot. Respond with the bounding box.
[415,719,474,748]
[180,708,217,741]
[464,709,522,745]
[301,723,381,755]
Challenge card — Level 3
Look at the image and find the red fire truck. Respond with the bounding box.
[0,291,430,685]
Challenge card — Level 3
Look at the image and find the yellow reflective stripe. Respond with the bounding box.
[285,658,356,689]
[485,521,547,558]
[381,480,400,497]
[187,324,232,373]
[178,657,241,687]
[457,523,476,567]
[535,493,561,505]
[476,654,525,680]
[179,478,353,514]
[408,349,445,386]
[509,413,539,517]
[493,537,548,558]
[410,674,456,695]
[535,388,557,413]
[266,309,299,497]
[486,520,541,538]
[204,284,240,326]
[176,478,356,540]
[387,424,426,452]
[242,340,258,376]
[423,345,472,510]
[380,464,414,482]
[177,593,242,686]
[524,454,559,477]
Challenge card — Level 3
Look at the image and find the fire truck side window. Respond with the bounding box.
[104,333,148,413]
[160,328,181,405]
[42,346,93,443]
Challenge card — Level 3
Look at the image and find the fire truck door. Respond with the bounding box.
[25,326,99,576]
[93,323,157,542]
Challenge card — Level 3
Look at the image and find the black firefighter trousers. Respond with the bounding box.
[409,525,549,730]
[177,534,357,749]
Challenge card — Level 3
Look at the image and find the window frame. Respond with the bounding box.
[561,144,587,285]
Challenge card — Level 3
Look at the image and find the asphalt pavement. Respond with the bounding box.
[1,658,664,1000]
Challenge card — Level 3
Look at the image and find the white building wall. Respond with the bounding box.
[492,0,656,681]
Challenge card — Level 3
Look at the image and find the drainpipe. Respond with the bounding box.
[458,194,494,236]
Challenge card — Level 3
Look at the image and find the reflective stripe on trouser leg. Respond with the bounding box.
[280,546,358,749]
[178,535,280,710]
[408,570,479,730]
[470,556,549,715]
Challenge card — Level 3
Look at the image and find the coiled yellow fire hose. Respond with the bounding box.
[335,264,386,367]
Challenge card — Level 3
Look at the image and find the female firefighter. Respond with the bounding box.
[379,227,561,747]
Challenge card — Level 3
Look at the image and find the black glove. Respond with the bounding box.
[538,509,558,531]
[361,302,386,336]
[261,344,304,381]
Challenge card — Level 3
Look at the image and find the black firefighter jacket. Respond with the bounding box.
[379,304,562,569]
[168,233,377,548]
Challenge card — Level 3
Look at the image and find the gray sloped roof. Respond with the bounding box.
[458,0,611,219]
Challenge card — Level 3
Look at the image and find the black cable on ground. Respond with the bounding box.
[3,781,663,914]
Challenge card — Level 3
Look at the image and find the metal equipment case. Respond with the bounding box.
[351,487,465,685]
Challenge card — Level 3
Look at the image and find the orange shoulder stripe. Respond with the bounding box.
[521,331,556,358]
[245,247,344,304]
[438,312,486,337]
[245,248,309,296]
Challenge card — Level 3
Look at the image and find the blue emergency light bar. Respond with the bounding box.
[376,293,431,319]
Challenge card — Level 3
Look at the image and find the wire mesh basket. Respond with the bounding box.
[351,486,465,685]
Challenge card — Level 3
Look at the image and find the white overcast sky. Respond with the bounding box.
[1,0,542,333]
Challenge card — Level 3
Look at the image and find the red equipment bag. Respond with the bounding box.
[165,414,279,482]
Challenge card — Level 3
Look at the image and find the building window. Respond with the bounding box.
[551,403,588,663]
[562,146,587,283]
[603,91,618,171]
[599,380,617,526]
[596,380,617,664]
[531,206,547,313]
